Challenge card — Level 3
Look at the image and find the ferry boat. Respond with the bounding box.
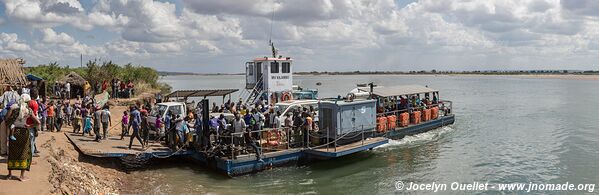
[185,48,454,176]
[349,84,455,139]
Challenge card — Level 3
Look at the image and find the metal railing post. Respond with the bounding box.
[334,130,337,152]
[307,127,310,148]
[259,127,262,149]
[361,125,364,145]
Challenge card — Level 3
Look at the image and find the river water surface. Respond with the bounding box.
[131,75,599,194]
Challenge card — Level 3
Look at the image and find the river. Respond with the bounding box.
[129,74,599,194]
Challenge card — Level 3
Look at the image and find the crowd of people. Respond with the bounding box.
[378,92,440,114]
[0,86,43,181]
[1,82,322,182]
[0,79,134,182]
[50,79,135,100]
[110,79,135,99]
[150,97,319,160]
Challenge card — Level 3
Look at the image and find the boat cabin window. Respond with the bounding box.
[271,61,279,73]
[282,62,290,73]
[248,64,254,75]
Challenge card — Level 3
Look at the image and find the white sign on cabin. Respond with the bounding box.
[245,57,293,93]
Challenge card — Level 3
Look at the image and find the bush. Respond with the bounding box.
[25,60,171,96]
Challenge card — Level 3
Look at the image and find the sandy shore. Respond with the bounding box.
[0,103,138,195]
[510,74,599,80]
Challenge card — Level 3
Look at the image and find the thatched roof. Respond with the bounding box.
[0,58,27,86]
[59,71,86,86]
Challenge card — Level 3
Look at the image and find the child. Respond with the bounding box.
[120,111,129,140]
[4,101,17,141]
[83,114,92,136]
[155,115,162,137]
[72,107,81,133]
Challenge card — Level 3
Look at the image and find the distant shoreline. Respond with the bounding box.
[160,69,599,76]
[160,71,599,77]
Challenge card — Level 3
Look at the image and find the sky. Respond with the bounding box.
[1,0,599,73]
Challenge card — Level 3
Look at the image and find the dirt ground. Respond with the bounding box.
[0,104,137,195]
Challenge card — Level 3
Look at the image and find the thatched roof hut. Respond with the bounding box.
[58,71,87,86]
[0,58,27,86]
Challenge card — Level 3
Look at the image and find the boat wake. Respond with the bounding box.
[374,126,455,150]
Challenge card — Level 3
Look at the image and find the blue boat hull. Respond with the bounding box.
[190,115,455,176]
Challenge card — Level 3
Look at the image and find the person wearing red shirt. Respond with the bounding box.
[101,80,108,92]
[27,98,40,156]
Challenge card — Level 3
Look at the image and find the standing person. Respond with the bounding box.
[26,92,40,157]
[193,113,203,148]
[120,111,129,140]
[252,109,264,138]
[244,128,262,161]
[0,86,20,156]
[232,113,246,146]
[141,111,150,146]
[46,101,55,132]
[119,81,126,98]
[53,83,60,98]
[155,93,162,103]
[110,79,117,99]
[92,106,102,141]
[155,115,163,138]
[80,104,88,125]
[54,101,63,132]
[303,112,313,147]
[65,102,72,126]
[128,106,144,149]
[101,105,111,140]
[267,108,274,128]
[37,98,47,132]
[83,81,91,97]
[126,81,134,97]
[164,111,172,134]
[65,82,71,99]
[82,112,92,136]
[101,80,108,92]
[6,94,40,181]
[273,111,282,129]
[72,107,81,133]
[0,100,15,156]
[0,86,19,108]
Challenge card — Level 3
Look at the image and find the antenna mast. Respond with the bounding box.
[269,5,277,58]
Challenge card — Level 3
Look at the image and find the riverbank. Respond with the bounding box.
[0,104,138,195]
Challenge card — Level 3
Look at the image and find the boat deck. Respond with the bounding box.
[65,132,190,158]
[305,137,389,158]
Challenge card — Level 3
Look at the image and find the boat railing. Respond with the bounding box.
[375,100,453,131]
[217,124,378,159]
[218,126,304,159]
[310,125,378,153]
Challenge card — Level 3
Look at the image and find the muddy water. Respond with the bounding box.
[129,75,599,194]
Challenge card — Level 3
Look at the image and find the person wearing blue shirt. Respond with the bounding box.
[164,111,172,131]
[128,106,144,149]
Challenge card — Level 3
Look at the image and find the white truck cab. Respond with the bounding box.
[149,102,187,135]
[274,100,320,125]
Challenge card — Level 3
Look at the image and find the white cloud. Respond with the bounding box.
[2,0,92,30]
[0,33,31,52]
[41,28,76,45]
[5,0,599,71]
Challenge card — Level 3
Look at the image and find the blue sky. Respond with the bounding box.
[1,0,599,73]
